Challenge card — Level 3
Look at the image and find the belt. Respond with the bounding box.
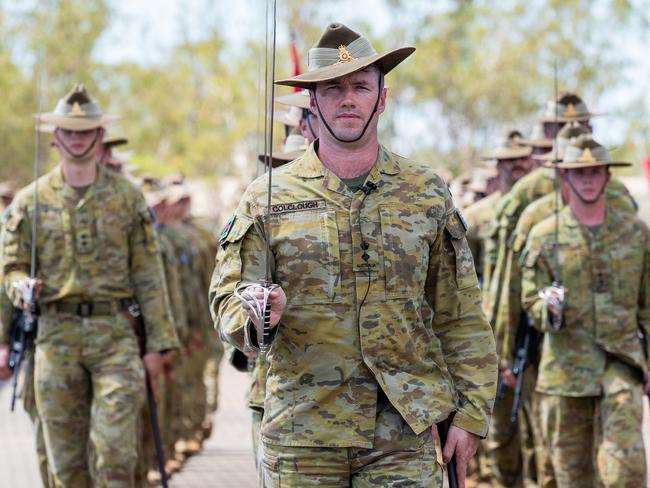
[45,299,132,318]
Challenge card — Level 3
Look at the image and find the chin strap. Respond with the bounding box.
[566,176,608,205]
[54,129,101,160]
[313,73,383,144]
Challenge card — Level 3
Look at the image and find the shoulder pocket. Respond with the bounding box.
[220,215,253,249]
[445,211,479,290]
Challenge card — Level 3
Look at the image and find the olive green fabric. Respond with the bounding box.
[211,142,497,450]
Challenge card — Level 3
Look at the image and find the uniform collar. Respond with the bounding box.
[49,162,105,206]
[291,141,401,179]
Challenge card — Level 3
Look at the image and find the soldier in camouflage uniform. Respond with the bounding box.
[495,122,637,488]
[0,84,179,487]
[521,135,649,488]
[211,23,497,487]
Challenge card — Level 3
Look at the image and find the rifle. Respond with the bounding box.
[8,289,37,411]
[124,301,169,488]
[509,310,539,424]
[437,413,459,488]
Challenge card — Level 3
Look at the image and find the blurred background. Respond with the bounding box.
[1,0,649,219]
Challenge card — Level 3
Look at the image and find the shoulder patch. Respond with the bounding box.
[455,208,469,232]
[220,215,237,243]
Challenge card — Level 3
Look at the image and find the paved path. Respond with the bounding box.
[1,362,649,487]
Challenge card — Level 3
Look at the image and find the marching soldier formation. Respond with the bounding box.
[0,18,648,488]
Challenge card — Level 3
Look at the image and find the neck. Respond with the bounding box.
[570,194,606,226]
[61,158,97,187]
[317,135,380,179]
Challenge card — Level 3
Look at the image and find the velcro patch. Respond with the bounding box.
[270,199,326,215]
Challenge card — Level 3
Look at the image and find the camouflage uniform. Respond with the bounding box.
[211,144,498,484]
[521,205,649,488]
[463,190,502,287]
[2,164,179,487]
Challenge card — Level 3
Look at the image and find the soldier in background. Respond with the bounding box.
[522,135,649,487]
[0,84,179,487]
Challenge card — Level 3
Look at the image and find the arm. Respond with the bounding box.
[2,205,31,310]
[209,201,271,351]
[129,194,179,353]
[426,206,498,438]
[520,240,554,332]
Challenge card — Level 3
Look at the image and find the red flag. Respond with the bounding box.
[289,31,302,92]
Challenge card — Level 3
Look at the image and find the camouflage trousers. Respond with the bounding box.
[34,312,145,488]
[251,408,263,477]
[480,382,522,487]
[22,350,52,487]
[261,394,443,487]
[537,360,646,488]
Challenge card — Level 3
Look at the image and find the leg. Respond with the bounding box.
[537,394,594,488]
[595,360,646,487]
[351,392,443,487]
[35,315,92,488]
[261,442,350,488]
[483,385,522,487]
[84,315,145,488]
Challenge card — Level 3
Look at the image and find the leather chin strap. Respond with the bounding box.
[54,129,101,160]
[566,174,608,205]
[313,73,384,144]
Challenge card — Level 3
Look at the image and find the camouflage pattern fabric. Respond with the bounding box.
[463,191,502,286]
[537,360,645,488]
[211,143,497,450]
[521,205,650,392]
[1,164,178,486]
[522,203,649,487]
[34,312,145,487]
[261,392,442,487]
[2,164,178,353]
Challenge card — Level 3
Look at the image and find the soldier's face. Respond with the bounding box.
[55,127,103,161]
[311,67,386,143]
[564,166,610,204]
[498,156,530,186]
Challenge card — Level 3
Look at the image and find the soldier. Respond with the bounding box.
[495,122,637,488]
[211,22,497,487]
[0,84,179,487]
[276,89,318,143]
[521,135,649,487]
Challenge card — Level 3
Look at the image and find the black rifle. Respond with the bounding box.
[8,298,37,411]
[124,301,169,488]
[437,413,459,488]
[509,310,539,423]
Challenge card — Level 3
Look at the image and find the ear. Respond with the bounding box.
[377,86,388,116]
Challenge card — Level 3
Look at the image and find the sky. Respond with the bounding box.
[6,0,649,158]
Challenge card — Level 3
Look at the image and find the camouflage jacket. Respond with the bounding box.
[482,167,555,327]
[1,164,179,353]
[463,191,502,287]
[521,205,650,396]
[210,143,497,448]
[156,227,189,343]
[496,179,636,367]
[0,213,14,343]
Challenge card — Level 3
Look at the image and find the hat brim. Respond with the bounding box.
[275,92,310,109]
[519,138,553,149]
[276,47,415,90]
[104,137,128,147]
[482,146,532,160]
[37,113,120,131]
[273,110,300,127]
[538,113,598,123]
[258,149,304,167]
[543,160,631,169]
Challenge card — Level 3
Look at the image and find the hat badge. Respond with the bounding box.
[337,44,353,64]
[564,103,579,118]
[581,147,595,162]
[69,102,86,117]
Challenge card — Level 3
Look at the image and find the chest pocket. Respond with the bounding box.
[379,205,431,298]
[271,209,341,305]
